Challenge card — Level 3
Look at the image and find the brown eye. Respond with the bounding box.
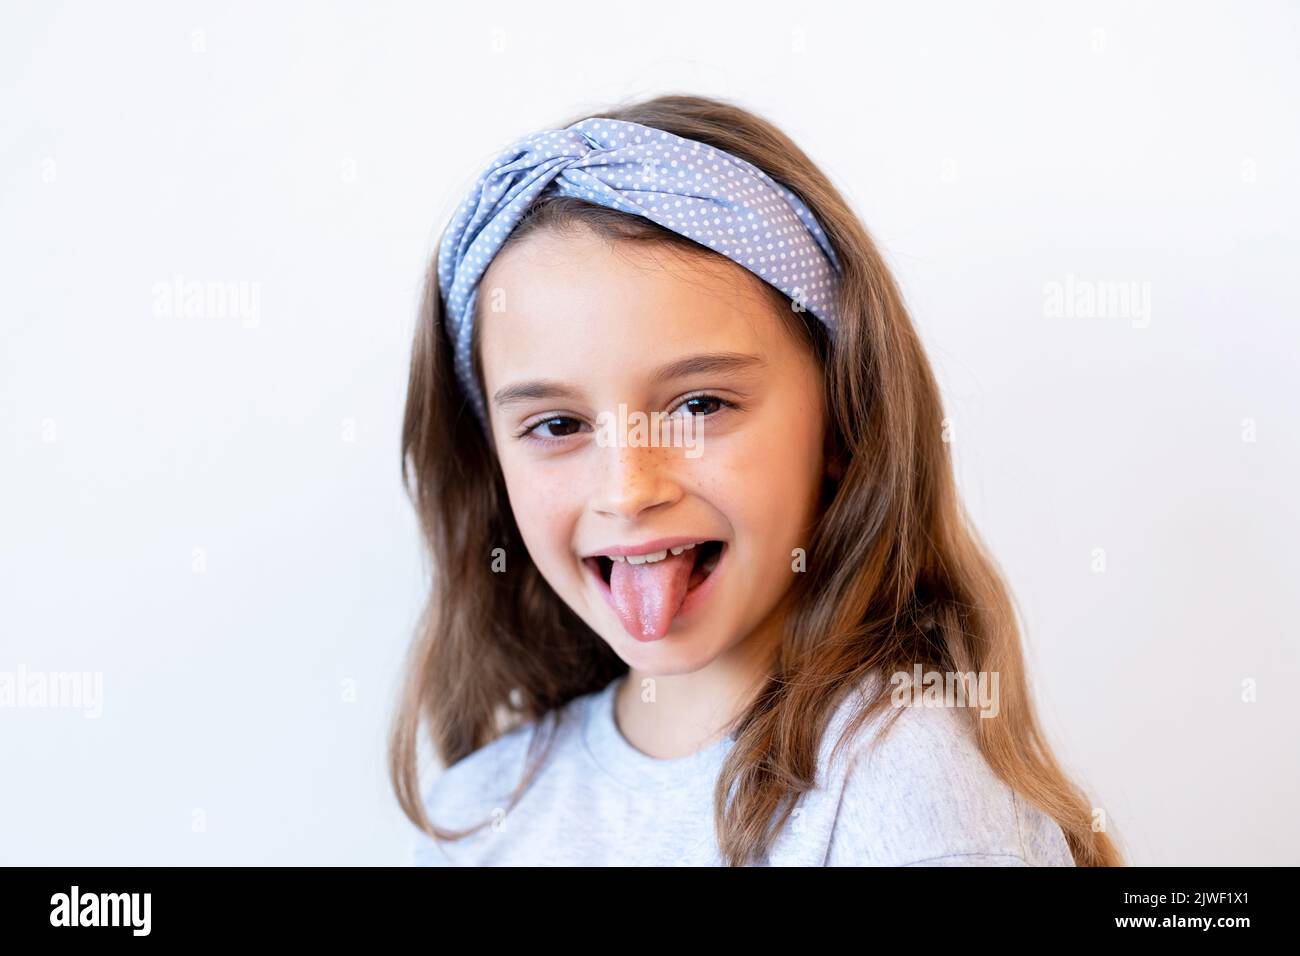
[522,416,585,442]
[673,394,735,417]
[681,396,723,416]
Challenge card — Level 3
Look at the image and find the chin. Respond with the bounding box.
[609,630,735,673]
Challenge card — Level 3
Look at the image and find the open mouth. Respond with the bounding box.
[584,539,726,592]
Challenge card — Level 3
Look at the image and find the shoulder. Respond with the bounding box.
[821,677,1075,867]
[411,690,593,866]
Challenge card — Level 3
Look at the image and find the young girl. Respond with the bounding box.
[390,94,1122,866]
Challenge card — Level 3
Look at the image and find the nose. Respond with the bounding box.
[588,437,683,521]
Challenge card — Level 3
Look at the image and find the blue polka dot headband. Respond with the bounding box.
[436,116,844,430]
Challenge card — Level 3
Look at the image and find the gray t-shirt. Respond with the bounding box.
[412,671,1076,866]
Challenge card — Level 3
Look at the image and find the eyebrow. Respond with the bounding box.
[492,351,766,409]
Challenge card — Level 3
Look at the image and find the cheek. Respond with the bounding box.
[499,454,583,548]
[713,411,823,508]
[707,408,824,562]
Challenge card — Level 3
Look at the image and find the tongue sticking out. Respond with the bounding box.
[608,550,696,640]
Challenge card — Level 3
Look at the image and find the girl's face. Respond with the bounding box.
[477,224,831,677]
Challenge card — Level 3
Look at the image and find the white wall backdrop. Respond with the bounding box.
[2,0,1297,865]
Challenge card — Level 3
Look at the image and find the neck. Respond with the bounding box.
[614,600,787,760]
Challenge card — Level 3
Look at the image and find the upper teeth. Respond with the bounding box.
[610,542,696,565]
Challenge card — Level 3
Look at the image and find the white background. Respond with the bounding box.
[2,0,1297,865]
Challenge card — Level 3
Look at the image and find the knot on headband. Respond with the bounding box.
[436,116,844,430]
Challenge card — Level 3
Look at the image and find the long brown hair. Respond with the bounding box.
[390,93,1124,866]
